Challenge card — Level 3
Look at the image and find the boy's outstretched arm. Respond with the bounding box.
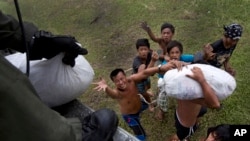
[140,21,160,42]
[93,78,120,99]
[131,60,184,83]
[147,51,159,68]
[224,57,236,76]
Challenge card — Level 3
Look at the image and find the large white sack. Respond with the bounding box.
[6,53,94,107]
[163,64,236,100]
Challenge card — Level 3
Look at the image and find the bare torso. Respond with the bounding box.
[116,80,142,115]
[176,99,202,127]
[158,39,170,55]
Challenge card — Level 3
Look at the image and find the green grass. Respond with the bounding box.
[1,0,250,140]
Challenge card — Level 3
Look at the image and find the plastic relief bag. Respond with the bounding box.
[6,53,94,107]
[163,64,236,100]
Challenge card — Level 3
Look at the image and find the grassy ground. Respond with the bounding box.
[1,0,250,140]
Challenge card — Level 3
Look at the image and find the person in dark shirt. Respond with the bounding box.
[194,23,243,77]
[132,38,158,112]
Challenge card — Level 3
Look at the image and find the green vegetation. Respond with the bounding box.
[1,0,250,140]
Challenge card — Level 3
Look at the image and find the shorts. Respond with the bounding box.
[175,107,207,140]
[137,78,150,95]
[122,101,148,141]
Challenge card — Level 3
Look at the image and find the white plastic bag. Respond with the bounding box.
[6,53,94,107]
[163,64,236,100]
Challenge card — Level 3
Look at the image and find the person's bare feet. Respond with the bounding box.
[155,109,164,121]
[166,134,180,141]
[147,91,154,97]
[149,104,155,112]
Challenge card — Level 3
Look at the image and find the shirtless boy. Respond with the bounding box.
[141,21,175,62]
[93,60,184,141]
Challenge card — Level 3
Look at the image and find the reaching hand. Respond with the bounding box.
[93,78,108,92]
[140,21,150,32]
[186,67,206,83]
[203,43,215,61]
[164,54,170,62]
[159,60,185,72]
[225,67,236,77]
[203,43,213,52]
[151,51,159,62]
[168,60,187,71]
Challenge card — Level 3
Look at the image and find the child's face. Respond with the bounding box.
[137,46,150,60]
[224,37,239,48]
[161,28,174,43]
[168,46,181,60]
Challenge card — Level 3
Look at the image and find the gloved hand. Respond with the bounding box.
[30,30,88,67]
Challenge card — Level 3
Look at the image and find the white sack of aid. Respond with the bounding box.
[163,64,236,100]
[6,52,94,107]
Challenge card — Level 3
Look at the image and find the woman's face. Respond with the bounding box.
[168,46,182,60]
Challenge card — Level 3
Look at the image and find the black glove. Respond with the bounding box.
[30,30,88,67]
[81,108,118,141]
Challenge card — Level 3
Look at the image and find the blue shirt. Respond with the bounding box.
[158,54,194,78]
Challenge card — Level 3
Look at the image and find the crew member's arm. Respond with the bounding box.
[93,78,120,99]
[0,10,87,67]
[0,10,38,52]
[187,67,221,109]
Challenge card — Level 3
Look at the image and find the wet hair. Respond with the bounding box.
[110,68,126,81]
[136,38,150,49]
[161,22,175,33]
[224,23,243,40]
[206,124,230,141]
[166,40,183,54]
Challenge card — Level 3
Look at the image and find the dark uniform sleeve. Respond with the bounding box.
[0,10,38,52]
[0,10,88,67]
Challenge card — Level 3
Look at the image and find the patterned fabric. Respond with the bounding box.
[157,78,168,112]
[224,23,243,40]
[209,39,236,68]
[122,101,148,141]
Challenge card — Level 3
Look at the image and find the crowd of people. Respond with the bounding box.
[94,21,243,141]
[0,7,243,141]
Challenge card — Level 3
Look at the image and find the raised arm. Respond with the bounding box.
[224,57,236,76]
[93,78,120,99]
[147,51,159,68]
[140,21,161,43]
[186,67,220,109]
